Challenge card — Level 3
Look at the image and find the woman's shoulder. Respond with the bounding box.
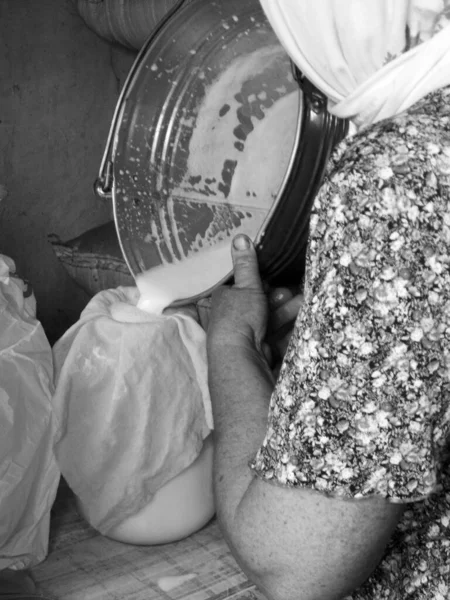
[311,86,450,247]
[331,86,449,178]
[330,86,450,183]
[307,86,450,346]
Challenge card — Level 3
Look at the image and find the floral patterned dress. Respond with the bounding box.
[251,86,450,599]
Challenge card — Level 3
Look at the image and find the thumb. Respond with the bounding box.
[231,234,263,290]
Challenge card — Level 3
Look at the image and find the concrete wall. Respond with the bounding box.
[0,0,135,343]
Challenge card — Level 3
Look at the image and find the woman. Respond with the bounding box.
[206,2,450,599]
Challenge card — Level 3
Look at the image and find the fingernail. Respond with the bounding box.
[233,234,250,250]
[271,291,285,304]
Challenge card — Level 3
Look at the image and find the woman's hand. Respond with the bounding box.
[169,235,303,370]
[266,286,304,371]
[204,235,303,371]
[206,234,268,356]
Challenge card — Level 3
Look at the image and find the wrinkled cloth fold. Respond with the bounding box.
[0,255,59,571]
[259,0,450,128]
[52,286,212,534]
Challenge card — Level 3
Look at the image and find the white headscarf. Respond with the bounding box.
[259,0,450,129]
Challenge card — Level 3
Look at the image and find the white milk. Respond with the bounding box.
[136,242,232,314]
[157,574,197,592]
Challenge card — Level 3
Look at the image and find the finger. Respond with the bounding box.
[231,234,263,291]
[262,341,273,367]
[268,287,293,309]
[270,294,304,333]
[196,297,212,331]
[196,297,212,309]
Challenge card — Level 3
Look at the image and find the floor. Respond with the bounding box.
[0,0,136,343]
[32,482,261,600]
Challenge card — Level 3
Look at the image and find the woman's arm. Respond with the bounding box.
[208,236,404,600]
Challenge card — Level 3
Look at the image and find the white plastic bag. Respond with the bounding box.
[0,254,60,570]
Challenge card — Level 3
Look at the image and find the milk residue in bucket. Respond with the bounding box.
[136,47,299,315]
[177,46,299,212]
[136,242,232,314]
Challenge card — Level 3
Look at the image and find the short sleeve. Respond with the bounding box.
[251,94,450,502]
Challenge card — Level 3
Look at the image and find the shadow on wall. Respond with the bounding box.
[0,0,136,344]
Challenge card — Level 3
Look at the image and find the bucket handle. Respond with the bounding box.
[94,0,188,201]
